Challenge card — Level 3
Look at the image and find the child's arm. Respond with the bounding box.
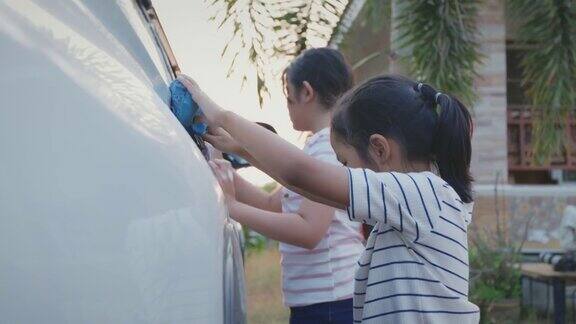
[229,198,335,249]
[209,159,339,249]
[204,131,282,212]
[178,74,349,209]
[222,111,348,209]
[204,127,339,208]
[233,173,282,213]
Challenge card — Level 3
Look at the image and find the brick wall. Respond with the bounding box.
[470,0,509,185]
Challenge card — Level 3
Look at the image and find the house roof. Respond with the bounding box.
[328,0,366,48]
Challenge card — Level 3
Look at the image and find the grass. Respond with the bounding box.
[245,247,289,324]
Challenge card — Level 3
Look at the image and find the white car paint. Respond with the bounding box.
[0,0,235,322]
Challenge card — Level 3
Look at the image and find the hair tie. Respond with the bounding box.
[435,92,444,103]
[417,83,423,92]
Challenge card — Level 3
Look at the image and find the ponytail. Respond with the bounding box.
[332,75,474,203]
[418,83,473,203]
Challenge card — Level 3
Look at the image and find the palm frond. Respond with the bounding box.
[208,0,349,107]
[208,0,274,107]
[395,0,482,107]
[508,0,576,164]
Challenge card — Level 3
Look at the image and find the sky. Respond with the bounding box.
[153,0,307,186]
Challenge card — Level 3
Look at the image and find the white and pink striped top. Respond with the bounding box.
[279,128,365,307]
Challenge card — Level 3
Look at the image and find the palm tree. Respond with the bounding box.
[208,0,576,163]
[508,0,576,163]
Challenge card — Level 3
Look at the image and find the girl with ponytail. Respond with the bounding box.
[179,73,480,323]
[198,48,364,324]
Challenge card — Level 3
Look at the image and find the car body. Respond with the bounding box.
[0,0,245,322]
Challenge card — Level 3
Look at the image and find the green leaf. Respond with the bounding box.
[394,0,482,107]
[207,0,351,107]
[508,0,576,163]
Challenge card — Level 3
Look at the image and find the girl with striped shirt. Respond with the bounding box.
[181,74,480,323]
[204,48,365,323]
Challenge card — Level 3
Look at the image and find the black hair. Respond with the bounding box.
[331,75,474,203]
[283,47,354,109]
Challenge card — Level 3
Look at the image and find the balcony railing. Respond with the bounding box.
[507,105,576,171]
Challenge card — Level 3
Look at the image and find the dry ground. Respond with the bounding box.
[245,247,289,324]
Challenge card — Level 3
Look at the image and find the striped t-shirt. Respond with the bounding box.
[347,168,480,323]
[279,128,365,307]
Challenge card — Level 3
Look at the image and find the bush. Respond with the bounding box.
[469,237,521,303]
[469,227,523,323]
[244,228,268,253]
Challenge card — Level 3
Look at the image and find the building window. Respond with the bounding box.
[506,42,576,184]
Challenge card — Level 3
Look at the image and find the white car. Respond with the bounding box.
[0,0,246,323]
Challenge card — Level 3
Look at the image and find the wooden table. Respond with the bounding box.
[521,263,576,324]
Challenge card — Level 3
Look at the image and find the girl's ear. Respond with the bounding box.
[301,81,316,103]
[367,134,391,169]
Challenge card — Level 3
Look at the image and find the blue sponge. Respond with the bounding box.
[169,80,208,136]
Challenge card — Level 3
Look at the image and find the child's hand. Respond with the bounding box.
[208,159,236,205]
[204,127,243,155]
[176,73,225,128]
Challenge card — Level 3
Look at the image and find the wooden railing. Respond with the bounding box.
[507,105,576,171]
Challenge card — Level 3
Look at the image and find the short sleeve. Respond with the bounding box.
[306,136,340,165]
[347,168,420,239]
[310,150,340,165]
